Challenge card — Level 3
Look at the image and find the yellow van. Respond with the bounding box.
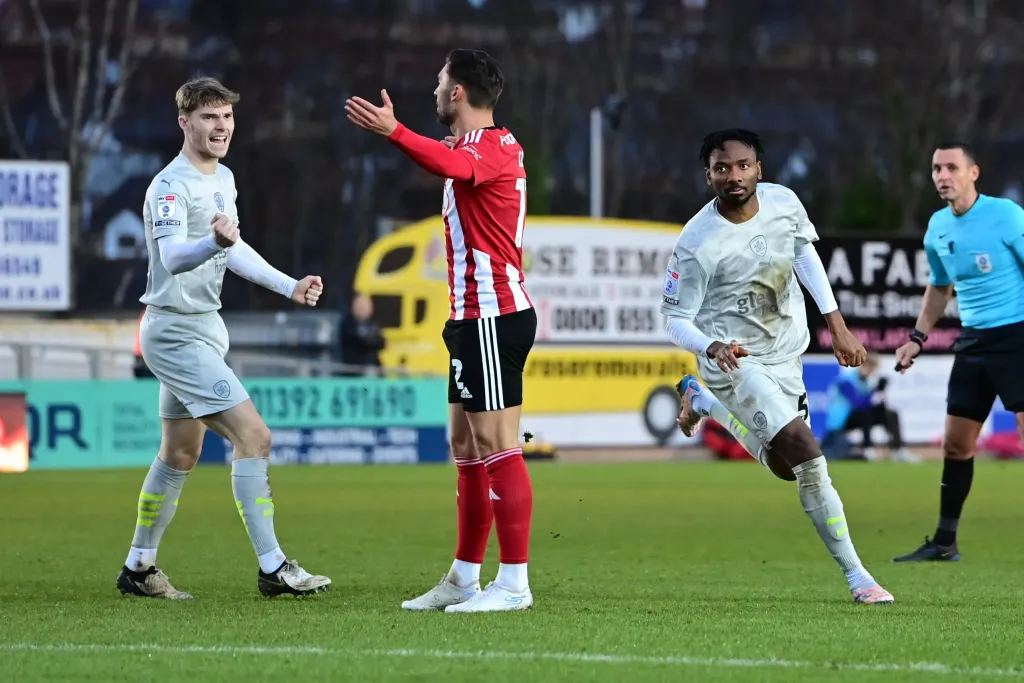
[353,216,698,447]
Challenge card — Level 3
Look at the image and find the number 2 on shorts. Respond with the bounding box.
[451,358,465,392]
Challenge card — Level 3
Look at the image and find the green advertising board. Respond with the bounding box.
[0,378,448,469]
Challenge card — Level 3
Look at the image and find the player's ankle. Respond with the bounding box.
[449,559,482,587]
[126,547,157,572]
[844,566,876,590]
[496,562,528,592]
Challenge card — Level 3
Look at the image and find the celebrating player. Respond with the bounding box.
[892,142,1024,563]
[117,77,330,599]
[346,49,536,612]
[664,129,895,604]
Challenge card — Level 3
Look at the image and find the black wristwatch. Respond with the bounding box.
[908,329,928,349]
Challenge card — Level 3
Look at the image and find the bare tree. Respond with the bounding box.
[496,0,564,214]
[602,0,635,218]
[0,70,29,159]
[0,0,154,256]
[814,0,1022,232]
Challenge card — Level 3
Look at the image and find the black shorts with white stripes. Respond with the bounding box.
[442,308,537,412]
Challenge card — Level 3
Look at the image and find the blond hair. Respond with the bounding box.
[175,77,240,115]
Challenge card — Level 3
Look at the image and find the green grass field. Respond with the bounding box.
[2,460,1023,682]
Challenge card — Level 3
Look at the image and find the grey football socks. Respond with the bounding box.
[232,457,287,573]
[126,457,190,571]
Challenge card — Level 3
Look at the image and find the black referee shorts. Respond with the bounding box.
[442,308,537,413]
[947,320,1024,423]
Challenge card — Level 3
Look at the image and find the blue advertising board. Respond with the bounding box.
[801,354,1014,443]
[201,378,449,465]
[0,377,449,469]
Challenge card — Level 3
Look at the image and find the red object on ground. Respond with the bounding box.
[702,420,750,461]
[978,432,1024,460]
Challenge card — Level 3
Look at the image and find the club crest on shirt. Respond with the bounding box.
[156,194,176,218]
[975,253,992,273]
[749,235,767,257]
[214,192,225,212]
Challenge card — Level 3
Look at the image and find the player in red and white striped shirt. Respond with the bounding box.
[347,48,537,613]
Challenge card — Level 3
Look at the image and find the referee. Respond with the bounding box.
[892,141,1024,563]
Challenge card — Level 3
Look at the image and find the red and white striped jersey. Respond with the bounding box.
[443,127,533,320]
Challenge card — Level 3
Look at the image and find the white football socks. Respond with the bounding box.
[449,559,481,587]
[792,456,876,590]
[496,563,529,592]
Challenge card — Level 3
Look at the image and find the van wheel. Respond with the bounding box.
[643,385,681,446]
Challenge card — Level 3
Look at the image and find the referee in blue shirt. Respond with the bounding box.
[893,141,1024,562]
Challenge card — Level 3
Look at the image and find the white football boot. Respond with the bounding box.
[444,581,533,613]
[401,575,480,611]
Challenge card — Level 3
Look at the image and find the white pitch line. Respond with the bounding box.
[2,643,1023,678]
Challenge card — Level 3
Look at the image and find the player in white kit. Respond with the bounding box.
[115,77,331,599]
[662,129,894,604]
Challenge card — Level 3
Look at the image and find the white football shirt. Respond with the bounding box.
[661,182,818,363]
[140,153,239,314]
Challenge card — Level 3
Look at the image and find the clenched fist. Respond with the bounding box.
[292,275,323,307]
[211,213,239,248]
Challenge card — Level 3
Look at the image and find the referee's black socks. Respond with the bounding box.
[935,457,974,547]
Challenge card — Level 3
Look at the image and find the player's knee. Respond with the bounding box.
[471,431,503,458]
[769,418,820,468]
[471,425,520,458]
[765,451,796,481]
[158,418,205,469]
[450,427,477,459]
[234,421,272,459]
[942,439,973,461]
[159,445,201,471]
[465,406,522,456]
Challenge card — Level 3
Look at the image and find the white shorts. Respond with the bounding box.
[697,355,810,452]
[139,308,249,420]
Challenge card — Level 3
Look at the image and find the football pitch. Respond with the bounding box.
[2,460,1023,682]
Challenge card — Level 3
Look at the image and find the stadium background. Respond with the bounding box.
[1,0,1020,469]
[5,3,1024,682]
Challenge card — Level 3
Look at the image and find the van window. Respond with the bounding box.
[370,295,402,328]
[377,246,415,274]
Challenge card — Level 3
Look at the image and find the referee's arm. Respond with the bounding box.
[913,239,955,336]
[1004,206,1024,269]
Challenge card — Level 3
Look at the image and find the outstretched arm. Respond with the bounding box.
[345,89,474,182]
[387,124,475,182]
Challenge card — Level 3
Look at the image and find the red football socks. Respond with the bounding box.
[454,455,492,564]
[483,448,533,564]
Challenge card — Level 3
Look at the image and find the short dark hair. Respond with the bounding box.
[935,140,978,165]
[446,49,504,110]
[699,128,764,168]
